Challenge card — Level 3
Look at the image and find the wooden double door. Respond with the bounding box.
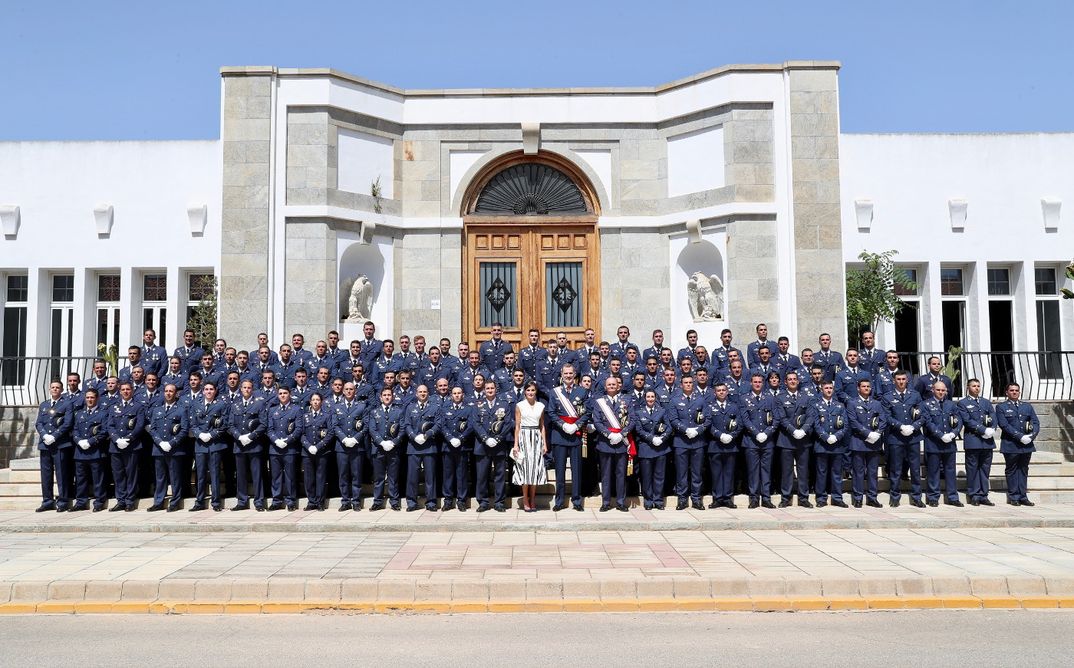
[463,219,600,351]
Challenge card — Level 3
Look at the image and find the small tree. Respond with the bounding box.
[1062,260,1073,299]
[845,250,917,342]
[186,275,218,348]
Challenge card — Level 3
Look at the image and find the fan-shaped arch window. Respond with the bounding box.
[473,163,588,215]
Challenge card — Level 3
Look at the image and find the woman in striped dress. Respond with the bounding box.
[512,381,548,512]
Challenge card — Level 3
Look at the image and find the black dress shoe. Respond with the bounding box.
[553,503,567,512]
[231,503,250,511]
[617,504,629,512]
[267,503,284,511]
[1007,498,1019,506]
[189,503,207,512]
[761,499,776,509]
[212,505,223,512]
[778,500,792,508]
[889,499,900,508]
[442,500,456,511]
[125,505,136,512]
[816,500,828,508]
[968,499,980,506]
[477,503,490,512]
[338,502,352,512]
[93,505,106,512]
[644,502,655,510]
[909,498,925,508]
[456,502,467,513]
[832,499,848,508]
[303,503,316,511]
[35,502,56,513]
[866,499,882,508]
[69,504,88,512]
[255,505,266,512]
[676,500,688,510]
[1020,499,1036,507]
[599,504,611,512]
[944,499,964,508]
[370,501,385,511]
[852,500,863,508]
[799,499,813,509]
[147,504,165,512]
[406,504,419,512]
[352,501,362,511]
[56,504,70,513]
[724,501,738,509]
[389,502,401,511]
[109,503,126,512]
[167,503,183,512]
[748,500,760,509]
[573,504,584,512]
[286,504,298,512]
[655,502,667,510]
[425,503,438,512]
[708,501,721,509]
[926,500,939,507]
[692,499,704,510]
[980,498,995,506]
[494,504,506,512]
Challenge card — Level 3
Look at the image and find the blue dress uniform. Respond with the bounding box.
[847,394,888,506]
[518,344,545,379]
[358,336,383,371]
[368,402,405,509]
[857,347,886,376]
[332,399,368,510]
[711,345,743,375]
[913,372,954,401]
[160,370,189,393]
[775,390,814,506]
[740,391,778,507]
[107,399,146,510]
[545,384,589,510]
[83,372,110,394]
[669,391,710,508]
[272,358,302,389]
[958,395,997,504]
[440,400,475,510]
[722,374,750,405]
[996,399,1039,505]
[188,398,230,510]
[592,393,632,510]
[34,396,75,511]
[472,397,513,511]
[812,348,844,382]
[289,383,314,410]
[479,338,513,373]
[418,361,453,391]
[300,407,333,509]
[334,355,365,381]
[369,354,403,389]
[746,339,779,367]
[405,399,441,510]
[62,390,86,412]
[807,398,848,505]
[72,404,109,510]
[265,401,303,509]
[535,356,567,399]
[922,396,963,505]
[773,352,802,381]
[229,396,267,510]
[608,340,639,363]
[706,399,742,508]
[147,401,188,510]
[882,389,925,505]
[634,402,671,510]
[452,363,491,396]
[654,382,679,407]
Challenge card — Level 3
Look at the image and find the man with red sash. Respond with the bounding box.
[546,364,589,511]
[593,377,632,512]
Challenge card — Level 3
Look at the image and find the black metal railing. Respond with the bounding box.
[0,357,117,406]
[897,351,1073,401]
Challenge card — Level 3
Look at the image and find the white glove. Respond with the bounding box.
[608,432,623,445]
[1020,434,1032,445]
[900,424,914,436]
[198,432,211,443]
[941,433,954,443]
[159,440,171,453]
[42,434,56,446]
[826,434,838,445]
[866,431,880,444]
[308,445,318,455]
[685,428,698,439]
[652,436,663,447]
[274,438,287,449]
[413,434,426,445]
[719,433,733,444]
[485,437,497,448]
[756,432,768,444]
[984,427,995,439]
[239,434,252,446]
[450,438,461,448]
[116,438,130,449]
[343,437,357,448]
[382,441,395,452]
[793,429,806,440]
[586,423,596,433]
[77,439,90,450]
[562,423,578,435]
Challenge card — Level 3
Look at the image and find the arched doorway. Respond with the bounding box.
[461,151,601,350]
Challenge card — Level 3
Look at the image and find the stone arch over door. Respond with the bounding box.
[461,151,602,350]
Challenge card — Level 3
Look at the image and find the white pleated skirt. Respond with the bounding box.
[512,427,548,486]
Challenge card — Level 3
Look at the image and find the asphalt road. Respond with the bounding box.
[2,610,1072,666]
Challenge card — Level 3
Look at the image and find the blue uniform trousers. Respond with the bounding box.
[442,448,470,502]
[476,453,507,506]
[673,448,704,502]
[639,455,667,508]
[302,454,329,505]
[335,449,364,505]
[406,453,438,508]
[851,451,881,503]
[110,451,139,506]
[599,451,627,507]
[74,459,107,508]
[40,448,74,505]
[1004,452,1032,502]
[780,447,811,502]
[925,451,958,503]
[234,452,264,507]
[708,452,736,503]
[745,446,773,503]
[153,454,184,506]
[885,443,922,502]
[194,451,223,507]
[814,452,844,502]
[372,450,401,503]
[552,445,582,507]
[269,453,298,505]
[964,450,993,501]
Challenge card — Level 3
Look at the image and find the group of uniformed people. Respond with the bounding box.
[32,320,1042,514]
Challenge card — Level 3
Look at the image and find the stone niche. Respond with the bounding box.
[670,229,728,344]
[337,235,392,342]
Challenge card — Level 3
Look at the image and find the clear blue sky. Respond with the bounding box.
[4,0,1072,139]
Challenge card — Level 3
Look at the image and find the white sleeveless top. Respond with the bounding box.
[516,400,544,427]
